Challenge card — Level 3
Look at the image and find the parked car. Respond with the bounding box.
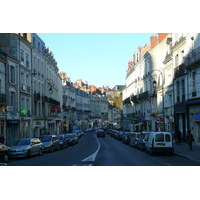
[96,129,106,137]
[106,129,112,135]
[130,132,141,148]
[137,132,150,150]
[65,134,76,145]
[145,132,174,156]
[117,131,125,140]
[40,135,60,152]
[122,132,132,145]
[110,130,117,137]
[73,130,81,139]
[72,133,79,144]
[0,143,10,163]
[10,138,43,158]
[57,135,68,149]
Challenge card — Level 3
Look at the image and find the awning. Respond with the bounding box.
[133,123,143,127]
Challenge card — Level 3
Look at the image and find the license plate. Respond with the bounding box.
[156,143,165,146]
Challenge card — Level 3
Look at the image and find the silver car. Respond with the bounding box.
[10,138,43,158]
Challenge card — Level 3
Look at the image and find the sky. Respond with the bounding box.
[37,33,155,88]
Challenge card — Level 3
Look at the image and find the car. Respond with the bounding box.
[73,130,81,139]
[116,131,124,140]
[72,133,79,144]
[129,132,141,148]
[9,138,43,158]
[40,135,60,152]
[145,132,174,156]
[65,133,76,145]
[0,143,10,163]
[137,132,150,150]
[96,129,106,137]
[57,135,68,149]
[122,132,132,145]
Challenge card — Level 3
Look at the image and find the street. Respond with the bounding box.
[6,131,200,166]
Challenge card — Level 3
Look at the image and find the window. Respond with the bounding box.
[11,92,15,108]
[175,54,179,67]
[192,71,196,91]
[26,53,29,68]
[176,81,180,102]
[21,50,24,62]
[155,134,164,142]
[38,42,40,52]
[33,37,35,47]
[165,134,171,142]
[11,66,15,84]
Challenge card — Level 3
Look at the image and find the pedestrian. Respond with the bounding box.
[176,129,181,145]
[187,130,194,151]
[0,134,5,144]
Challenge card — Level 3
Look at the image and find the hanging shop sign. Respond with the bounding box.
[51,106,56,112]
[57,108,61,113]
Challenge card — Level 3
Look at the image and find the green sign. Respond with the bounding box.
[21,108,28,115]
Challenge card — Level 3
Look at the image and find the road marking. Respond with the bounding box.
[81,136,100,162]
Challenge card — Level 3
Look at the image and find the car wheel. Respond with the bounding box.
[51,146,54,153]
[26,150,31,158]
[38,148,43,156]
[2,154,8,163]
[57,145,60,151]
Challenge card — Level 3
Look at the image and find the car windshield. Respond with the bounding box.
[41,136,52,142]
[16,140,30,145]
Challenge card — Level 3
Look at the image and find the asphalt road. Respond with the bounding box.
[5,131,200,166]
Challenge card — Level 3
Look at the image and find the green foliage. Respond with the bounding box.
[108,92,122,109]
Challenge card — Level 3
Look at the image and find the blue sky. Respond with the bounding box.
[38,33,155,88]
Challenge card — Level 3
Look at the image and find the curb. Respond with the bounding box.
[173,152,200,163]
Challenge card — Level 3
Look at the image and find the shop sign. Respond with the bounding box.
[7,112,19,120]
[51,106,56,112]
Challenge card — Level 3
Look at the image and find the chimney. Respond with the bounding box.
[158,33,169,43]
[150,35,158,49]
[128,61,134,69]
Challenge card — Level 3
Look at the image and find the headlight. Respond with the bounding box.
[45,145,50,147]
[59,142,63,145]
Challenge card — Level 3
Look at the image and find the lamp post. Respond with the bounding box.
[43,79,54,135]
[151,69,165,131]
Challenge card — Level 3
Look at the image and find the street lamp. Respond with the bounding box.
[151,69,165,131]
[43,79,54,135]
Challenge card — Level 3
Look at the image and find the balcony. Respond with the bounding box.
[174,63,185,78]
[184,46,200,68]
[138,91,149,101]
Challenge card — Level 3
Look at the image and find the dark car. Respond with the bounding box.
[116,131,124,141]
[57,135,68,149]
[0,143,10,163]
[40,135,60,152]
[65,134,76,146]
[122,132,132,145]
[96,129,105,137]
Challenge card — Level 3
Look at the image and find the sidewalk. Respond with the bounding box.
[173,142,200,163]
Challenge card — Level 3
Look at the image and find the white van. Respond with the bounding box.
[145,132,174,156]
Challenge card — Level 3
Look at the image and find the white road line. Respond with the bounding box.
[81,136,100,162]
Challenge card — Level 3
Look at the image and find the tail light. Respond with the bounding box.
[152,139,154,147]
